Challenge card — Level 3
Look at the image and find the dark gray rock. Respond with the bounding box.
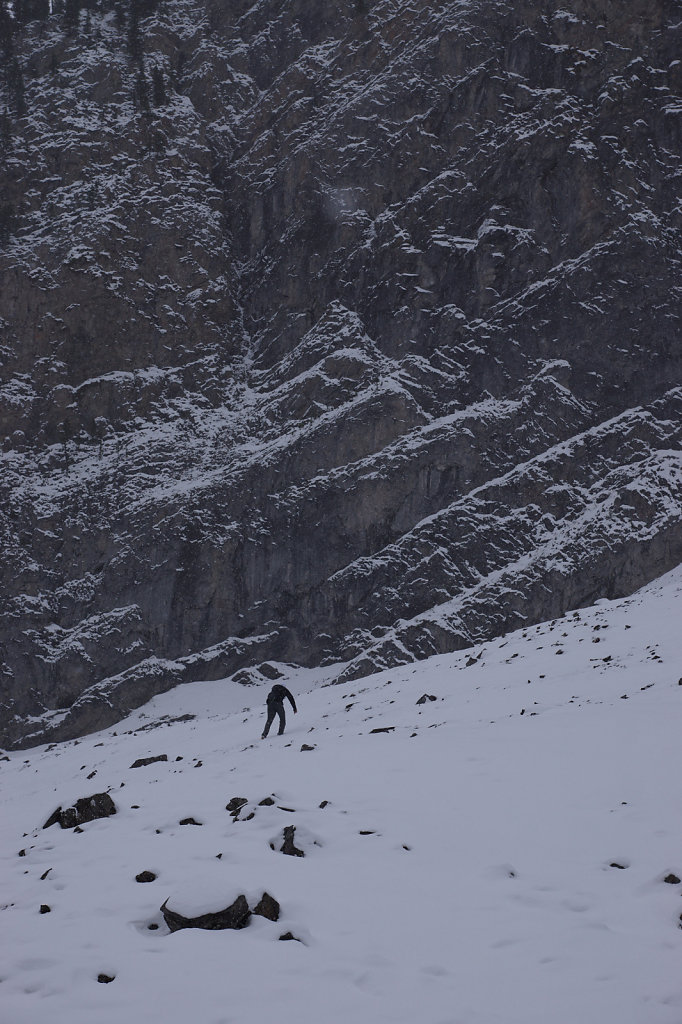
[280,826,305,858]
[130,755,168,769]
[416,694,437,705]
[259,663,284,680]
[136,871,157,883]
[253,892,280,922]
[226,797,248,817]
[43,793,117,830]
[160,894,251,932]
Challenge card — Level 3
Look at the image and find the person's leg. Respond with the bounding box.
[262,706,276,738]
[277,706,286,735]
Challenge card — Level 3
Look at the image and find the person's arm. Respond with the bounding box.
[285,689,297,713]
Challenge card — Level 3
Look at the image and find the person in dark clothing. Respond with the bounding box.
[261,684,297,738]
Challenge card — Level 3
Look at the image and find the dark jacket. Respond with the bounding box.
[266,684,297,713]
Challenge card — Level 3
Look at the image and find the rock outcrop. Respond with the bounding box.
[0,0,680,747]
[160,893,251,932]
[43,792,117,829]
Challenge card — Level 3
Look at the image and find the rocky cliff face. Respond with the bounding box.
[1,0,681,748]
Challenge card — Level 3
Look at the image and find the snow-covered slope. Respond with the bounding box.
[2,567,681,1024]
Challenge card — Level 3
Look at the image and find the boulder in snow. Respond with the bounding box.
[161,894,251,932]
[43,793,117,830]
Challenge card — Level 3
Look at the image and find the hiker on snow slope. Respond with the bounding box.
[261,684,297,738]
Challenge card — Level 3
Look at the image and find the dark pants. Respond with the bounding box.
[262,702,286,737]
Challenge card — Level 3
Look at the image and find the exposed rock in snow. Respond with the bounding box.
[161,893,251,932]
[279,824,305,858]
[42,792,117,830]
[129,754,168,769]
[253,892,280,922]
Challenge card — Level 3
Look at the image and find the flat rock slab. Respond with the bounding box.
[130,755,168,769]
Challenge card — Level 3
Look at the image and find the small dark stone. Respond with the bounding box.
[610,862,628,869]
[129,755,168,769]
[40,868,52,880]
[258,797,275,806]
[97,974,115,984]
[194,761,203,768]
[663,873,681,885]
[74,826,84,833]
[226,797,248,815]
[279,931,301,942]
[319,800,329,809]
[369,726,395,734]
[253,892,280,921]
[40,904,51,914]
[161,894,251,932]
[87,771,97,779]
[280,825,305,857]
[18,848,26,857]
[465,656,477,667]
[147,923,159,930]
[416,694,437,704]
[300,743,315,751]
[136,871,157,883]
[179,817,202,826]
[359,830,375,835]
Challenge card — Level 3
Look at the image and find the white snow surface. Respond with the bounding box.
[2,567,682,1024]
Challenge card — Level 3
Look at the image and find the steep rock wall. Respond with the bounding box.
[0,0,680,747]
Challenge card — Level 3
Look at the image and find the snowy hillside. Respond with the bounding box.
[2,567,681,1024]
